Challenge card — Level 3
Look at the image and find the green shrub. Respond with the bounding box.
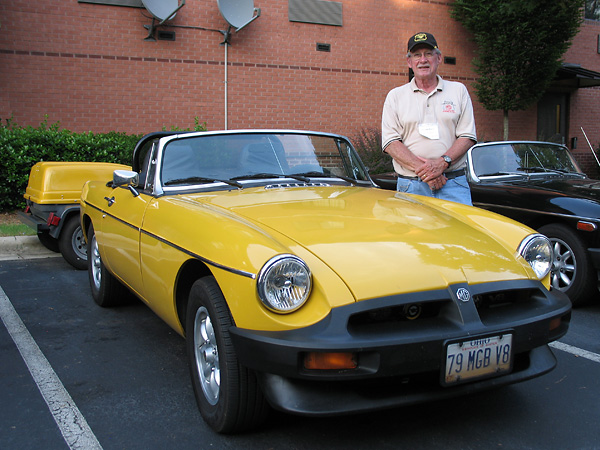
[351,127,393,175]
[0,117,206,212]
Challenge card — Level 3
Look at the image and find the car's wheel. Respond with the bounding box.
[37,231,59,252]
[186,277,268,433]
[87,224,129,307]
[58,216,87,270]
[538,223,596,307]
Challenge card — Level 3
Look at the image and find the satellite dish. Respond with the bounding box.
[142,0,183,22]
[217,0,261,32]
[142,0,186,41]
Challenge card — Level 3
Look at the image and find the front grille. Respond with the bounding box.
[474,288,540,325]
[348,300,448,334]
[473,288,535,309]
[346,286,544,335]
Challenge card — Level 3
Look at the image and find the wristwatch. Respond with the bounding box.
[442,155,452,168]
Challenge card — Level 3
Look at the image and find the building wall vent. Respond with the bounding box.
[289,0,343,26]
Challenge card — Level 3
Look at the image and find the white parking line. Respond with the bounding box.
[550,341,600,363]
[0,286,103,450]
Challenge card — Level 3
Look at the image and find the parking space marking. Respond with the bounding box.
[550,341,600,364]
[0,286,103,450]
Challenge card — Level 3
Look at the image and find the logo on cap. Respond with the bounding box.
[414,33,428,43]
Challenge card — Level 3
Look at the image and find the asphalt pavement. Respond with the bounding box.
[1,236,599,449]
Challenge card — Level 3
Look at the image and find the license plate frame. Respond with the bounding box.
[442,333,513,386]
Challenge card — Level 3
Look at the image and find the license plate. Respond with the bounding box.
[443,334,513,385]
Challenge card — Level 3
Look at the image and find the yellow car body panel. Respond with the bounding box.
[25,161,130,204]
[209,187,543,298]
[78,130,571,428]
[83,182,357,333]
[82,181,547,333]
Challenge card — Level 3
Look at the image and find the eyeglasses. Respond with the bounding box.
[410,51,437,60]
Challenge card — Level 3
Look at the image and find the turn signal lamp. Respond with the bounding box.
[576,221,597,232]
[549,317,562,332]
[303,352,357,370]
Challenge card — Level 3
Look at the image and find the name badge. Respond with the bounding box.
[418,123,440,140]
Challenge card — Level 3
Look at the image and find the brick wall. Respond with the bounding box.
[564,19,600,175]
[1,0,599,173]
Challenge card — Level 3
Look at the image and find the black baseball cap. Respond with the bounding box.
[407,32,438,52]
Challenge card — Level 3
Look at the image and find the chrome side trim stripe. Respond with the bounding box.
[84,202,256,279]
[140,229,256,279]
[473,202,600,224]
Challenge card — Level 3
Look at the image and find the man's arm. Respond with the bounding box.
[384,140,448,191]
[384,140,424,173]
[415,137,474,183]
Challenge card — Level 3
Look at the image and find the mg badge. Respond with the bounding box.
[456,288,471,302]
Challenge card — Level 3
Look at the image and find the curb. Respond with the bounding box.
[0,235,61,261]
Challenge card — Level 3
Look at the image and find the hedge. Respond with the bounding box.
[351,127,393,175]
[0,117,206,212]
[1,118,392,212]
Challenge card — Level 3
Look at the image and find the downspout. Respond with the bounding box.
[224,41,228,130]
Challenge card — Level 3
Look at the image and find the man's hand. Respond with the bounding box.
[426,174,447,190]
[415,157,447,191]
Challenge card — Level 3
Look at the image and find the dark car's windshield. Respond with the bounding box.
[159,133,371,188]
[471,143,584,178]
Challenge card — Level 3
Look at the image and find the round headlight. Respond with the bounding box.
[518,234,552,280]
[257,255,312,313]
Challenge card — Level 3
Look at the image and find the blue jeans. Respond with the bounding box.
[396,175,472,205]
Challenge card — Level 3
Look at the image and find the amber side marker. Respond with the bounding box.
[304,352,358,370]
[549,317,563,332]
[577,221,596,232]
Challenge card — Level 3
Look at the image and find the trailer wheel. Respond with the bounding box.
[37,231,59,253]
[58,216,87,270]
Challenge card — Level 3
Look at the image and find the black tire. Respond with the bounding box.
[539,223,596,307]
[186,277,268,433]
[37,231,59,253]
[87,224,129,307]
[58,216,87,270]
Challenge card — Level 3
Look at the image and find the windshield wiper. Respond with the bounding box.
[164,176,242,188]
[518,167,571,176]
[291,171,360,185]
[478,171,524,177]
[231,173,310,182]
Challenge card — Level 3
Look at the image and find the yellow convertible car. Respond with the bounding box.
[80,130,571,433]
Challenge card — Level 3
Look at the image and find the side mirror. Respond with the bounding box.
[113,170,140,197]
[113,170,139,187]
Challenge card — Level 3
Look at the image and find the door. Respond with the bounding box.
[537,92,568,144]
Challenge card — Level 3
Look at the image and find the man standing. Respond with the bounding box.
[381,32,477,205]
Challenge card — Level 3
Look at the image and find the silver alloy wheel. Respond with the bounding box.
[72,225,87,260]
[550,237,576,291]
[194,306,220,405]
[90,234,102,290]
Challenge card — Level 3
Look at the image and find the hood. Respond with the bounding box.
[199,186,530,301]
[516,176,600,200]
[474,175,600,219]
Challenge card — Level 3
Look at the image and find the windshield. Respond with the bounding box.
[160,133,370,187]
[471,142,583,178]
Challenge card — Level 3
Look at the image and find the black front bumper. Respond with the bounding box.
[230,279,571,415]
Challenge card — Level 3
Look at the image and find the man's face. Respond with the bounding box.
[407,44,441,80]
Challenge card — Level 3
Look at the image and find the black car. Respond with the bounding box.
[373,141,600,307]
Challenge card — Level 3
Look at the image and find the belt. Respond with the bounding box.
[396,169,465,180]
[444,169,465,179]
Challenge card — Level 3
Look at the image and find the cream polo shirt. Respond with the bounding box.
[381,75,477,177]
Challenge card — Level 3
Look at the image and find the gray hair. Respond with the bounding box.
[406,48,441,58]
